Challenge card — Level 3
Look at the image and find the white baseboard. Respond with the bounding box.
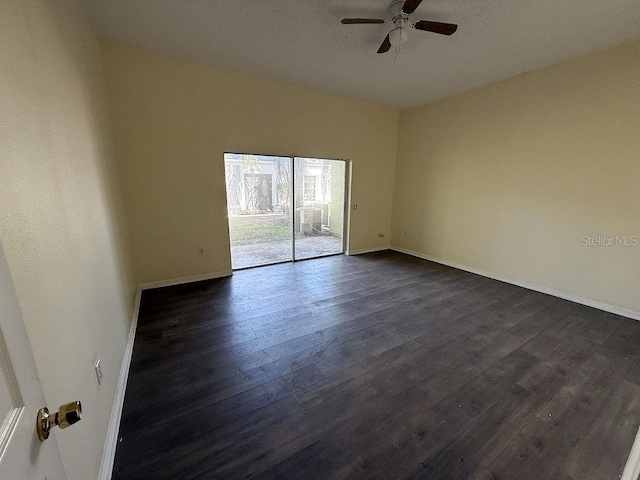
[98,288,141,480]
[345,245,390,256]
[622,426,640,480]
[139,270,233,290]
[391,247,640,321]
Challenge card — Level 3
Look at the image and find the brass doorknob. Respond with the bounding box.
[36,401,82,441]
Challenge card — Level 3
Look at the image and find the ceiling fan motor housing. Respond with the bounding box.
[389,0,412,46]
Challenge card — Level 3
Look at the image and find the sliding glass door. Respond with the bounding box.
[294,158,346,261]
[224,153,346,269]
[224,154,293,269]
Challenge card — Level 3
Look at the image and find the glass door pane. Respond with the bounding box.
[224,154,293,269]
[293,158,345,261]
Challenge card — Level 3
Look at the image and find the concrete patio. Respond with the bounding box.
[230,235,343,269]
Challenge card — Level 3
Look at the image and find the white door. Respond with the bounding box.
[0,241,66,479]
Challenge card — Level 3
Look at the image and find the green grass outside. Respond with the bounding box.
[228,215,291,245]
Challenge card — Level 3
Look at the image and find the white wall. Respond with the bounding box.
[0,1,135,478]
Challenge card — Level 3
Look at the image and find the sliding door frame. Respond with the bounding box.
[291,156,349,262]
[291,157,295,262]
[224,151,350,268]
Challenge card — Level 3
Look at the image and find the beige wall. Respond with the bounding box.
[392,40,640,314]
[100,42,398,284]
[0,1,135,479]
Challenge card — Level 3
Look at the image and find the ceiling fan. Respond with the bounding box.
[341,0,458,53]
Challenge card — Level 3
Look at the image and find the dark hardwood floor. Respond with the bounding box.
[112,251,640,479]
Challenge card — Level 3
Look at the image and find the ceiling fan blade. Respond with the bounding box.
[401,0,424,15]
[377,34,391,54]
[413,20,458,35]
[341,18,386,24]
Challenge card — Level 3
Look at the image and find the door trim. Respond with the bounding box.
[98,288,142,480]
[621,417,640,480]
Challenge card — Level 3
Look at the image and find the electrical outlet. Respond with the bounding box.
[94,359,103,386]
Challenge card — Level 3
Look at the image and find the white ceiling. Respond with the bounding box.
[82,0,640,109]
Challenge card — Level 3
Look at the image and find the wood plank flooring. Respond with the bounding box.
[112,251,640,479]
